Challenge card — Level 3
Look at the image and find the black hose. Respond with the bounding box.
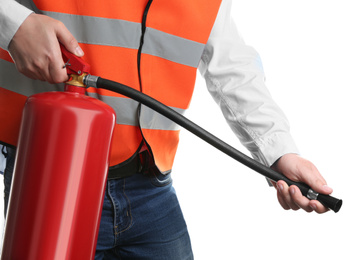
[94,76,342,213]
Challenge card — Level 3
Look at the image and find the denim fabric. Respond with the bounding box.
[95,172,193,260]
[3,147,193,259]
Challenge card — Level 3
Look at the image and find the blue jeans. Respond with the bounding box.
[4,147,193,259]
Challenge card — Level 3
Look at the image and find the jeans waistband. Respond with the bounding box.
[107,149,156,179]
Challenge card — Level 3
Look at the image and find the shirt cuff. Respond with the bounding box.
[0,1,33,50]
[251,131,300,167]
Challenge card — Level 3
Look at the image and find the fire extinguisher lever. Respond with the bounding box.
[60,44,91,87]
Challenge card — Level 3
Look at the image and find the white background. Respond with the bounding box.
[1,0,359,259]
[173,0,359,259]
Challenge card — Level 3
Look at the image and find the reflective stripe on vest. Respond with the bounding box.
[0,0,222,172]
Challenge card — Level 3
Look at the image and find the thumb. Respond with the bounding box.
[309,179,333,195]
[296,161,333,195]
[275,154,333,196]
[55,22,84,57]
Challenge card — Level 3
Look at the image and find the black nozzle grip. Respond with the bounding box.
[281,178,342,213]
[317,193,342,213]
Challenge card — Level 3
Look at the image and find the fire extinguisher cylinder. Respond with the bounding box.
[1,85,116,259]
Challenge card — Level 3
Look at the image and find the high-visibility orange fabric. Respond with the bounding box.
[0,0,222,172]
[80,44,141,94]
[147,0,222,43]
[109,125,143,167]
[34,0,148,22]
[141,128,180,172]
[140,54,197,109]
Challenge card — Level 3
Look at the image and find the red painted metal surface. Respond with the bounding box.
[1,85,115,259]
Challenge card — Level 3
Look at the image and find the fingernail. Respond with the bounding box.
[278,183,284,191]
[323,185,333,193]
[310,204,317,211]
[75,46,84,56]
[290,187,295,195]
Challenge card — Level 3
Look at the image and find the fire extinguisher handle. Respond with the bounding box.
[60,44,91,76]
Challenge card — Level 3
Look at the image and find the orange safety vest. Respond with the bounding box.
[0,0,222,173]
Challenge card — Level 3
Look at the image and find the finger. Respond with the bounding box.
[306,176,333,195]
[48,59,68,84]
[55,21,84,57]
[277,181,300,211]
[296,160,333,195]
[309,200,329,214]
[316,183,333,195]
[289,185,329,213]
[272,181,290,209]
[276,186,290,210]
[47,42,69,84]
[288,186,314,213]
[30,38,68,84]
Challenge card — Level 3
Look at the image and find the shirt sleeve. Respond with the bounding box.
[0,0,33,50]
[198,0,299,167]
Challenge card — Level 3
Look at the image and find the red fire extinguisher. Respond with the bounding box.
[1,47,116,259]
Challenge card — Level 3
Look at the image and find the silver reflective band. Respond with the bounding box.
[307,189,319,200]
[140,105,183,131]
[84,75,99,88]
[42,11,204,68]
[86,93,140,126]
[0,59,64,96]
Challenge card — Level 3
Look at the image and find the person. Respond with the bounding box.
[0,0,334,259]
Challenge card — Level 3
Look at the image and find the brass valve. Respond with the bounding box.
[66,73,88,87]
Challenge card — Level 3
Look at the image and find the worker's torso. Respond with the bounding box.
[0,0,222,173]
